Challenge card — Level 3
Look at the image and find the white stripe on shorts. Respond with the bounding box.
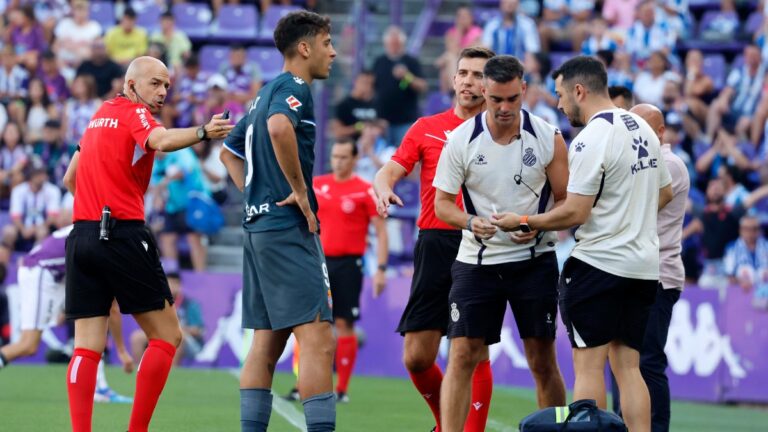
[572,324,587,348]
[69,356,82,383]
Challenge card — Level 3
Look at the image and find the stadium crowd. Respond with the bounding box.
[0,0,764,356]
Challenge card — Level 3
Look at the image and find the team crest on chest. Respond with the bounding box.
[523,148,537,166]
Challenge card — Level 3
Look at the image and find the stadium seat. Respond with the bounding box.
[688,0,722,12]
[746,12,763,36]
[424,91,452,116]
[259,5,302,41]
[702,54,726,90]
[697,11,739,40]
[136,4,163,33]
[473,8,500,26]
[173,3,213,40]
[429,19,454,37]
[212,5,259,41]
[549,52,573,70]
[89,1,115,27]
[199,45,231,72]
[247,47,282,81]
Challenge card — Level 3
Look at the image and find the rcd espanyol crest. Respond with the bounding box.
[450,303,460,322]
[522,148,537,166]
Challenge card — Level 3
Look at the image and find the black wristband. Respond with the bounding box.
[377,264,387,272]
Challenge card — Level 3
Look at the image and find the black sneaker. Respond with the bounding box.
[335,391,349,403]
[430,427,437,432]
[282,387,300,402]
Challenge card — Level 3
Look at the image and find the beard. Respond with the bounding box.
[566,104,584,128]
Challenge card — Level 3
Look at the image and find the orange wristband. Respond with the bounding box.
[520,215,529,225]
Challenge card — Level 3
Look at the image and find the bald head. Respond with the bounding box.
[630,103,665,143]
[124,56,170,113]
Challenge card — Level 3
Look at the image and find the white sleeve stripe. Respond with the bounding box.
[222,142,246,160]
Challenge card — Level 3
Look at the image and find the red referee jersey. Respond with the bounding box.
[390,109,466,230]
[314,174,378,257]
[73,97,162,221]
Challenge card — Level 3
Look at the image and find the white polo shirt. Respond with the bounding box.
[568,109,672,280]
[433,110,560,265]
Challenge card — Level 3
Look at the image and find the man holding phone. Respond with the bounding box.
[432,55,569,432]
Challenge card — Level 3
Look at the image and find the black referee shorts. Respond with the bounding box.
[327,255,364,322]
[397,229,462,335]
[65,221,174,320]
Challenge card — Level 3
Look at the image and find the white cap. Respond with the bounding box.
[206,74,228,90]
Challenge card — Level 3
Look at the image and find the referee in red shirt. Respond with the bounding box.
[61,56,232,432]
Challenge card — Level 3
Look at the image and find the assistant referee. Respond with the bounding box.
[61,56,232,432]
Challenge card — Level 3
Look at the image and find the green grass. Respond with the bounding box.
[1,365,766,431]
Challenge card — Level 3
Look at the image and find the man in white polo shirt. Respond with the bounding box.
[433,55,569,432]
[491,56,673,432]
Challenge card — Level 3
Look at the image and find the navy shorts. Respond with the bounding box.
[447,252,559,345]
[559,257,657,351]
[242,225,333,331]
[327,255,364,322]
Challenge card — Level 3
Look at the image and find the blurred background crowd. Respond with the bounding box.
[0,0,766,345]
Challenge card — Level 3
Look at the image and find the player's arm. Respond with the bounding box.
[546,133,570,208]
[373,161,407,217]
[108,300,134,373]
[435,189,497,239]
[372,215,388,298]
[269,113,317,232]
[63,150,79,194]
[220,116,248,191]
[220,149,245,191]
[146,113,233,153]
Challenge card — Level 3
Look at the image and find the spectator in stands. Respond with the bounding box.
[523,82,559,125]
[372,26,427,147]
[724,215,768,304]
[3,160,61,251]
[659,81,692,149]
[7,5,47,70]
[696,131,753,182]
[580,17,619,55]
[31,0,71,42]
[659,0,691,39]
[129,272,205,365]
[682,49,714,133]
[596,50,634,91]
[53,0,102,80]
[18,77,58,144]
[633,51,681,106]
[61,74,100,149]
[104,7,148,66]
[194,140,229,205]
[170,54,208,128]
[152,148,210,272]
[331,70,377,140]
[719,164,750,209]
[0,45,29,103]
[220,44,261,106]
[609,85,633,109]
[76,39,125,99]
[538,0,593,52]
[704,44,765,145]
[435,5,482,94]
[482,0,540,64]
[150,11,192,74]
[39,50,70,104]
[0,122,28,197]
[31,120,71,191]
[193,74,244,129]
[625,0,677,65]
[602,0,640,31]
[355,121,395,183]
[700,0,739,41]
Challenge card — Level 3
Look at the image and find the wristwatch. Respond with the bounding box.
[377,264,387,272]
[519,215,532,233]
[196,125,209,141]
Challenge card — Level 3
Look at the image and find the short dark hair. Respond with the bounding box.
[160,11,174,20]
[123,7,137,18]
[608,85,633,102]
[458,46,495,62]
[483,55,524,84]
[166,272,181,281]
[333,138,358,157]
[551,55,608,94]
[274,11,332,57]
[595,49,614,67]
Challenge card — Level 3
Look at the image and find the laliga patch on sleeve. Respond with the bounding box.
[620,114,639,131]
[286,95,302,112]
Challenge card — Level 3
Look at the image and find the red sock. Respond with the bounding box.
[67,348,102,432]
[335,335,358,394]
[129,339,176,432]
[409,363,443,431]
[465,360,493,432]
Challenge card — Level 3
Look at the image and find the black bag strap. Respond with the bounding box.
[558,399,603,432]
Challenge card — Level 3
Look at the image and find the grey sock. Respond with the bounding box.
[240,388,272,432]
[303,392,336,432]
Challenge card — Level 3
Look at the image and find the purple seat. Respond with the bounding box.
[424,91,452,116]
[136,4,162,33]
[702,54,726,90]
[429,19,454,37]
[199,45,231,73]
[746,12,763,35]
[474,8,500,26]
[212,5,258,41]
[89,1,115,27]
[172,3,212,40]
[688,0,722,11]
[247,47,283,81]
[549,52,573,70]
[698,11,739,39]
[259,5,302,40]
